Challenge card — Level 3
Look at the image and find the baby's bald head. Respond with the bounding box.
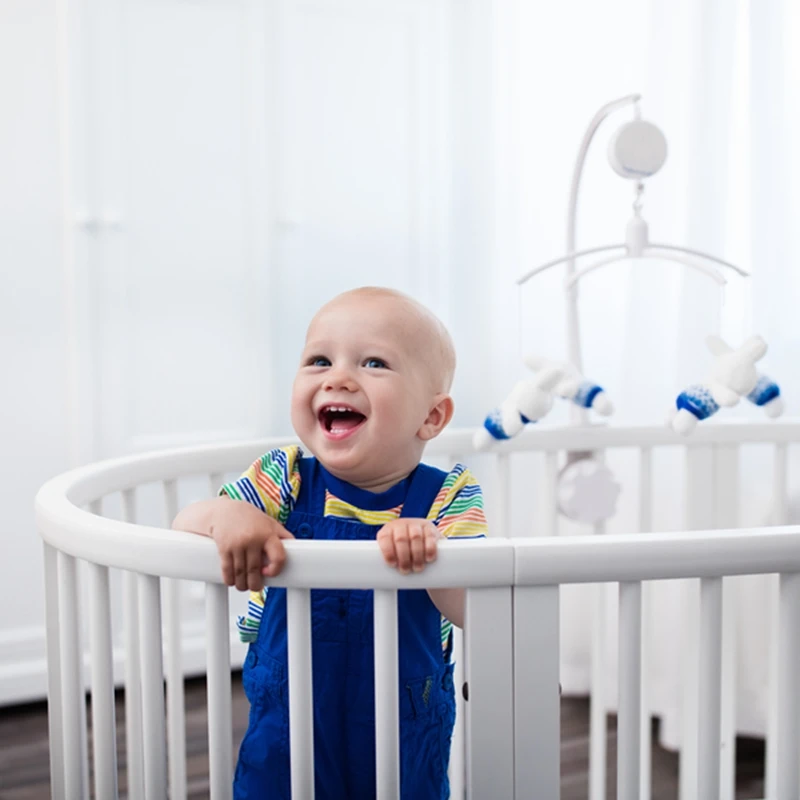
[310,287,456,393]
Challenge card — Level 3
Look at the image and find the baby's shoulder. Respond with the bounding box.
[429,461,482,491]
[254,443,304,473]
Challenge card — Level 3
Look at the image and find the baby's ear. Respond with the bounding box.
[418,394,455,441]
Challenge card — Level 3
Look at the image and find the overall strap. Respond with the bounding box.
[399,462,448,520]
[293,456,326,515]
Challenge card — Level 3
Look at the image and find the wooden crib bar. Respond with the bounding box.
[617,580,642,800]
[766,442,789,798]
[465,586,515,798]
[513,585,560,796]
[34,427,800,800]
[56,550,89,798]
[121,488,145,800]
[777,571,800,800]
[697,576,723,798]
[162,478,188,800]
[138,573,167,799]
[287,587,315,799]
[206,583,234,800]
[43,544,65,800]
[374,589,400,797]
[637,446,653,800]
[88,560,118,798]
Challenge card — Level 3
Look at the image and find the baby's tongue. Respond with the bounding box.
[330,414,362,434]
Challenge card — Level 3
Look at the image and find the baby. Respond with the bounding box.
[172,287,487,799]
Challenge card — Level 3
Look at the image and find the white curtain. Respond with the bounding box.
[475,0,800,748]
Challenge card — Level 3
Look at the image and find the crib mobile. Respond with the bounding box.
[475,94,785,524]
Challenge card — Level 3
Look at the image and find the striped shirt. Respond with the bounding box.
[220,445,488,651]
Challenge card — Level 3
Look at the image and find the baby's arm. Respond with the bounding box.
[427,587,465,630]
[376,519,465,627]
[172,496,294,591]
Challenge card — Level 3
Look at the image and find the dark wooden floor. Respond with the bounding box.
[0,673,765,799]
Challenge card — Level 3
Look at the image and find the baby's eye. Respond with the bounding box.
[363,357,388,369]
[307,356,331,367]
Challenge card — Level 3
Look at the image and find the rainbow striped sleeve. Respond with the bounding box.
[219,445,303,643]
[427,464,488,540]
[219,445,302,524]
[427,464,487,652]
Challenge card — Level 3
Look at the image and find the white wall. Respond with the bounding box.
[0,0,71,703]
[1,0,496,704]
[6,0,798,711]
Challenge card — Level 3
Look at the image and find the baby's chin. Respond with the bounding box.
[295,434,361,474]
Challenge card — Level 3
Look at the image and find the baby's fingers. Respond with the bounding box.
[424,523,439,563]
[393,528,412,574]
[232,548,249,592]
[262,535,287,577]
[220,551,235,588]
[408,523,426,573]
[246,542,265,592]
[377,528,398,568]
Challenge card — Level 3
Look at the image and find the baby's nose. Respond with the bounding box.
[324,367,357,391]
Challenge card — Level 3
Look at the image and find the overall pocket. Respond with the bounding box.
[399,664,457,799]
[238,649,290,768]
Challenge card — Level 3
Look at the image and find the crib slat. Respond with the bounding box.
[123,570,145,800]
[449,625,466,799]
[494,453,510,537]
[513,585,559,798]
[697,577,723,799]
[88,562,119,799]
[465,587,514,799]
[713,444,739,800]
[206,584,233,800]
[638,446,653,800]
[44,543,66,800]
[618,581,642,800]
[122,489,145,800]
[777,571,800,799]
[766,443,788,799]
[138,574,167,800]
[287,588,315,800]
[57,551,89,799]
[679,447,713,800]
[162,479,188,800]
[589,523,607,800]
[374,589,400,798]
[542,452,558,536]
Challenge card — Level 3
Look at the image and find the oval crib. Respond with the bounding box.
[35,422,800,800]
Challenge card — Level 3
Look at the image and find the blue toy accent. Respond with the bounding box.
[747,376,780,407]
[676,385,720,421]
[483,408,513,440]
[573,381,604,409]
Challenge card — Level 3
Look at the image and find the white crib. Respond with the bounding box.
[35,421,800,800]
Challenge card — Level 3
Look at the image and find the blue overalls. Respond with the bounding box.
[233,457,457,799]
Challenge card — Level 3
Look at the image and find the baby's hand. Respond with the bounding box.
[210,499,294,591]
[376,518,440,575]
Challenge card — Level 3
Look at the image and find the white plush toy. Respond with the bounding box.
[524,354,615,416]
[473,366,565,450]
[670,334,784,435]
[473,357,614,450]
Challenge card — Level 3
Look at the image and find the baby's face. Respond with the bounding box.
[291,294,442,489]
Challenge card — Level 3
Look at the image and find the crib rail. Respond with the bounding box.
[35,422,800,800]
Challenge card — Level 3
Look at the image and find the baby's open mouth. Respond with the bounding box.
[318,405,367,436]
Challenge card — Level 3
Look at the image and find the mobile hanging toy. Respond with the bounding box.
[473,358,613,451]
[669,335,784,435]
[474,94,786,522]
